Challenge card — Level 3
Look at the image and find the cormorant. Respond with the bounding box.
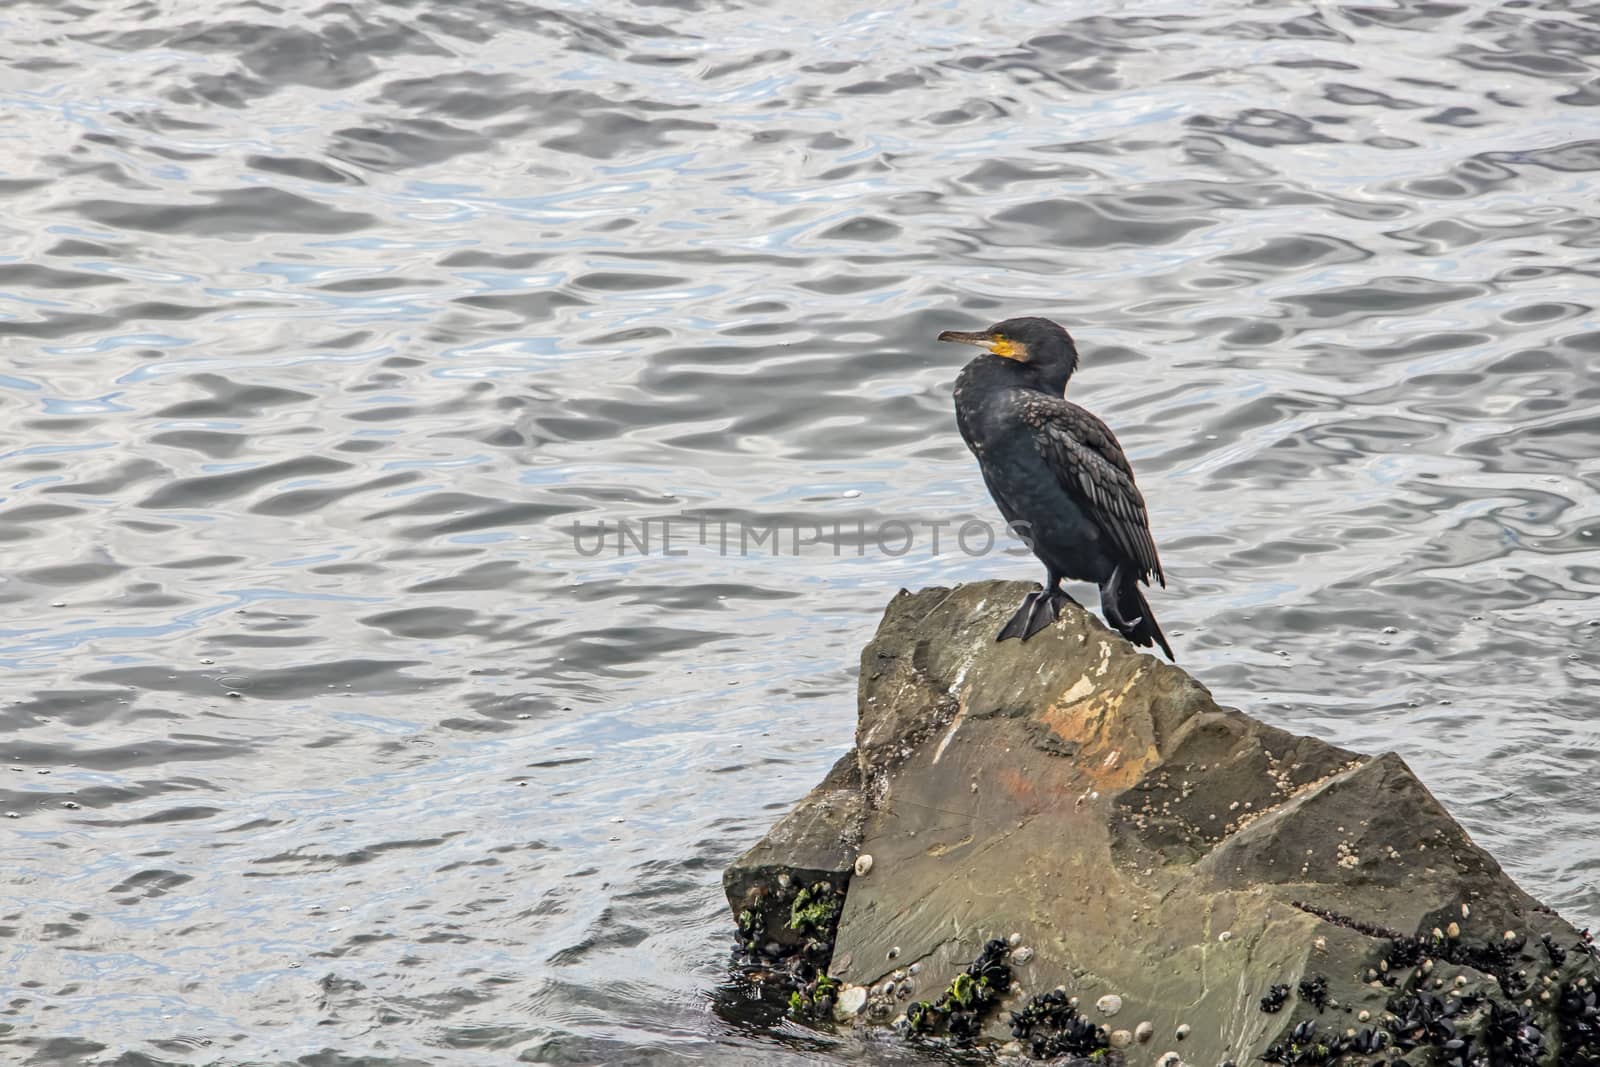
[939,317,1173,659]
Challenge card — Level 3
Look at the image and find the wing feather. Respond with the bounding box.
[1024,395,1165,586]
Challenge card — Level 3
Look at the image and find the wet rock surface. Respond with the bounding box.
[723,581,1600,1065]
[723,751,864,959]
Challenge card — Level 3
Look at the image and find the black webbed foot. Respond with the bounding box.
[996,588,1075,642]
[996,591,1040,642]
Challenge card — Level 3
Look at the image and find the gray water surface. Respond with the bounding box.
[2,0,1600,1063]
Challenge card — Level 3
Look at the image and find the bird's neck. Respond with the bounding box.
[968,353,1073,397]
[1033,364,1075,397]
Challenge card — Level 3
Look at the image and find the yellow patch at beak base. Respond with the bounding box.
[989,338,1027,361]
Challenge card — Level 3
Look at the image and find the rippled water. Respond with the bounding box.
[3,0,1600,1062]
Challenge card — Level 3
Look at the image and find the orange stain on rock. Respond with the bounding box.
[1040,668,1158,792]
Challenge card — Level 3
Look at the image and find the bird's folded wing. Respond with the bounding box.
[1028,399,1165,587]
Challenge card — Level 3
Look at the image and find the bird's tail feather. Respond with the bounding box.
[1111,573,1174,661]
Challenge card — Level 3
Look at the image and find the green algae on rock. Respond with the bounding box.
[722,581,1600,1064]
[723,751,861,965]
[902,938,1012,1043]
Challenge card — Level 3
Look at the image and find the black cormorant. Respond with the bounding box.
[939,317,1173,659]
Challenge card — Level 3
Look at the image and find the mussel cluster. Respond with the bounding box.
[1260,983,1291,1013]
[1481,999,1546,1065]
[905,938,1013,1043]
[1558,979,1600,1065]
[1387,989,1465,1048]
[730,877,846,1023]
[786,970,840,1021]
[1380,933,1428,974]
[1388,989,1491,1064]
[1297,973,1329,1011]
[1372,929,1530,998]
[1261,1018,1386,1064]
[1007,987,1109,1060]
[1541,932,1567,969]
[1371,991,1549,1066]
[731,877,843,968]
[1378,929,1600,1063]
[1207,942,1600,1067]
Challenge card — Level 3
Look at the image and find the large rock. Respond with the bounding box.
[724,581,1600,1066]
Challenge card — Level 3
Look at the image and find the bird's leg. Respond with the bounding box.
[1042,571,1077,614]
[997,573,1076,642]
[1024,572,1076,641]
[1098,564,1144,632]
[996,591,1042,642]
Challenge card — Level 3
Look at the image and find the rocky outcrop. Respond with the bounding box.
[724,581,1600,1066]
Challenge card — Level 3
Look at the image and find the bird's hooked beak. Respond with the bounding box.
[937,329,1028,361]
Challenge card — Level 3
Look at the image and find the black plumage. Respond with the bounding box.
[939,316,1173,659]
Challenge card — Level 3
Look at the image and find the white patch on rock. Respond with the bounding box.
[932,684,970,765]
[946,659,973,697]
[834,985,867,1019]
[1060,674,1095,703]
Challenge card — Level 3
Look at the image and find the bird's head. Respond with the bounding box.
[937,316,1080,392]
